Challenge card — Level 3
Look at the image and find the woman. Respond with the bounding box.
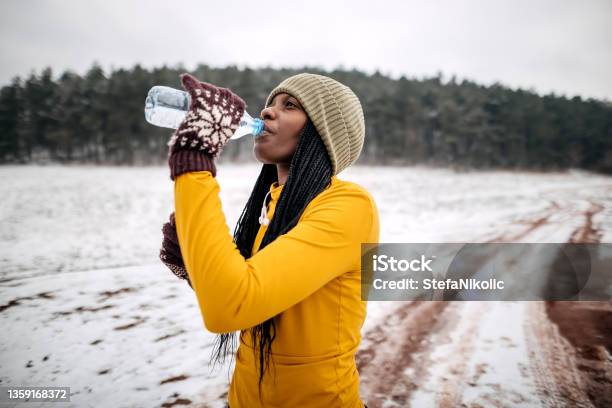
[160,72,379,407]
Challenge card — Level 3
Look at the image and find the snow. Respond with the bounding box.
[1,163,610,407]
[406,302,542,407]
[1,263,232,408]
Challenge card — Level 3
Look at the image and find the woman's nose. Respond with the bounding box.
[260,105,276,121]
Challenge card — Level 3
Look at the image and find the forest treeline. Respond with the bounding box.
[0,63,610,173]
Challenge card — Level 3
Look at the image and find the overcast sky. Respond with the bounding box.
[1,0,611,100]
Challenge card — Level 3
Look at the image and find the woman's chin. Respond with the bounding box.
[253,147,272,164]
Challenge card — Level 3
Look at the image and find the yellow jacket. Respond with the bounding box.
[174,171,380,407]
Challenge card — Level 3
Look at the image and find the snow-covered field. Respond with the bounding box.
[1,164,611,407]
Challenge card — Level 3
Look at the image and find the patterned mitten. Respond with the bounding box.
[167,73,247,181]
[159,212,193,289]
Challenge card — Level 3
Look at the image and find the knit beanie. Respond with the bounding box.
[265,73,365,175]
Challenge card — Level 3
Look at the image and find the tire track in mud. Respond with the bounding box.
[358,204,559,406]
[356,301,449,406]
[544,199,611,407]
[357,301,487,408]
[544,301,612,408]
[569,201,604,244]
[488,197,609,407]
[435,309,485,407]
[525,302,595,408]
[485,201,559,243]
[358,193,610,407]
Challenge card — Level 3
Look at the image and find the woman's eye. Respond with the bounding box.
[286,101,296,108]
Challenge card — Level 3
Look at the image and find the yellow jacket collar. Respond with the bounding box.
[269,181,284,203]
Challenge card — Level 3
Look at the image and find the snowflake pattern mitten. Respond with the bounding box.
[167,73,247,181]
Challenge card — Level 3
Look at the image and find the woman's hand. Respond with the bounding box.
[167,73,247,180]
[159,211,193,289]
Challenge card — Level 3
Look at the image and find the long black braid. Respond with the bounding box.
[209,118,333,398]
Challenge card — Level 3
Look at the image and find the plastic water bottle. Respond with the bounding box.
[144,86,264,139]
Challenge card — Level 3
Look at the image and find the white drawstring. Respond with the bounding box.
[258,190,272,226]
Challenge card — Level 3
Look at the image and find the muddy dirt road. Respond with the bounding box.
[357,192,612,407]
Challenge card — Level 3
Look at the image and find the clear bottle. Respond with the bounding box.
[144,86,264,139]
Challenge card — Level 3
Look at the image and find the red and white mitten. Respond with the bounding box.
[167,73,247,181]
[159,212,193,289]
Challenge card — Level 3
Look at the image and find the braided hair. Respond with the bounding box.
[209,118,333,397]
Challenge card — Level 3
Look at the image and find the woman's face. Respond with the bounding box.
[253,92,308,164]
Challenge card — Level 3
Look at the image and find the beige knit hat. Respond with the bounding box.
[265,73,365,175]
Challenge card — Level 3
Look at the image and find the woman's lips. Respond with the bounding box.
[255,130,270,141]
[263,123,274,134]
